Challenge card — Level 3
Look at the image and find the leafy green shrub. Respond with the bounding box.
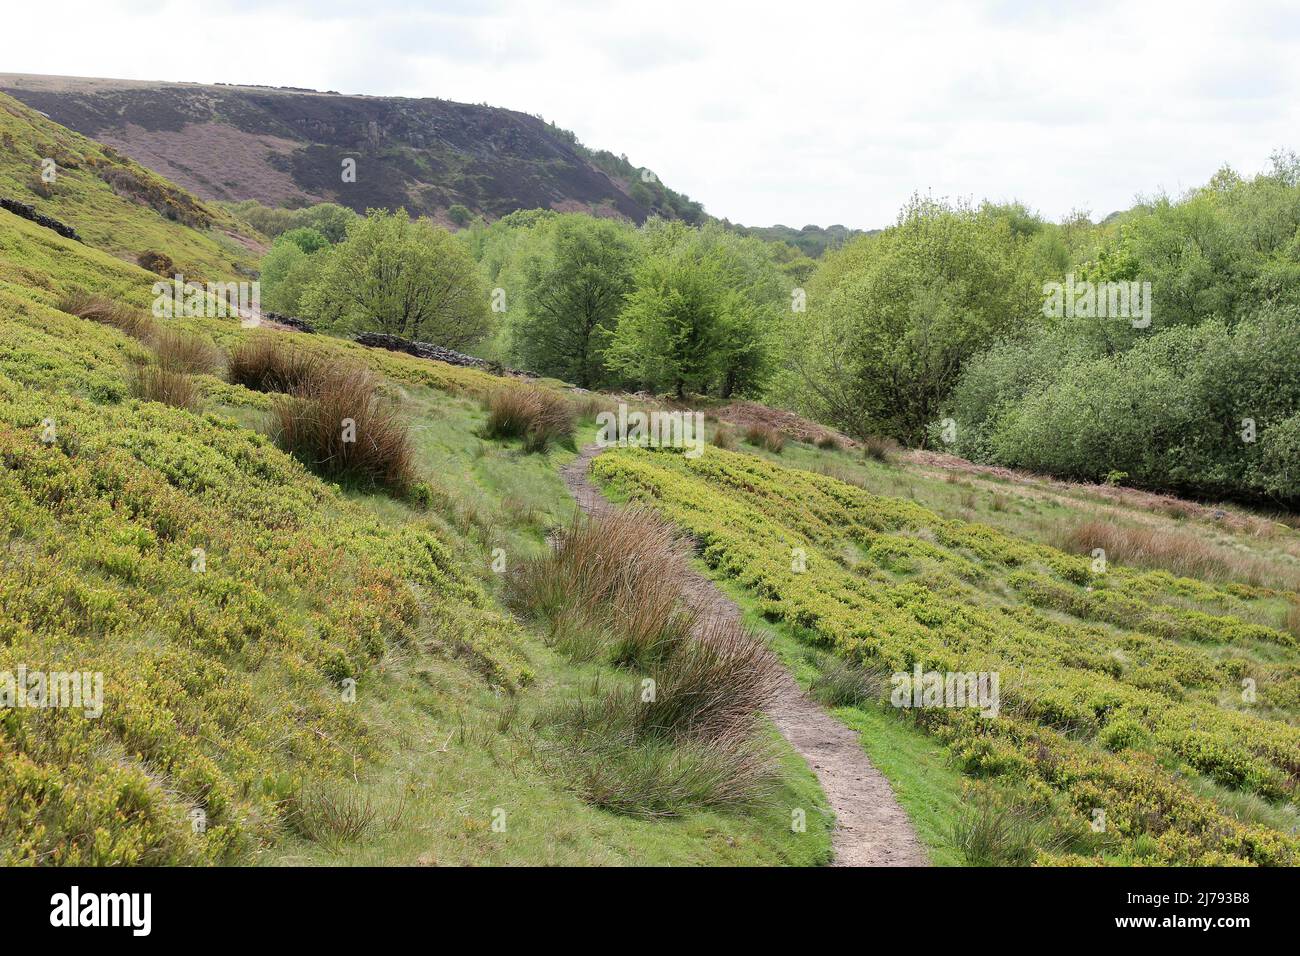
[951,307,1300,504]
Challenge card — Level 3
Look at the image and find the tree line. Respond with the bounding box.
[249,150,1300,503]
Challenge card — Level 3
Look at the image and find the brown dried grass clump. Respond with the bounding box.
[861,435,901,462]
[58,291,157,341]
[129,365,200,411]
[507,508,692,664]
[743,424,785,454]
[270,362,415,492]
[710,426,737,450]
[227,334,322,394]
[154,329,223,375]
[483,387,575,453]
[510,507,783,814]
[1056,519,1295,589]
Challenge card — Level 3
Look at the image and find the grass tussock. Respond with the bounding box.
[483,387,576,453]
[862,435,900,462]
[1056,518,1294,589]
[952,788,1085,866]
[710,426,737,450]
[815,433,842,451]
[743,424,785,454]
[58,291,157,341]
[227,334,322,394]
[270,362,416,492]
[507,508,691,664]
[129,365,200,411]
[154,329,223,376]
[572,393,618,422]
[284,782,406,849]
[509,508,783,814]
[808,652,889,708]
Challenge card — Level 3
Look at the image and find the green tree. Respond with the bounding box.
[783,196,1040,443]
[292,202,356,243]
[260,239,323,315]
[607,246,729,397]
[301,209,490,348]
[511,215,637,387]
[447,204,472,227]
[277,227,329,255]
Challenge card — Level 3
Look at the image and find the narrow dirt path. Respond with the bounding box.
[561,444,929,867]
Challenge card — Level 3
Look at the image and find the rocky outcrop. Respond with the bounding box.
[263,311,316,333]
[0,77,666,223]
[353,331,536,378]
[0,197,81,241]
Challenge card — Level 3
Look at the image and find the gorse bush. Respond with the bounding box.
[482,387,575,453]
[227,334,323,394]
[270,363,416,492]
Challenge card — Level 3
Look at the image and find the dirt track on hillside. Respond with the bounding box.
[561,444,929,867]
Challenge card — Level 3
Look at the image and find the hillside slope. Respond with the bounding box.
[0,202,833,866]
[0,90,261,279]
[0,74,704,227]
[591,438,1300,865]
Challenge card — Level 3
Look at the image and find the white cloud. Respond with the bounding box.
[5,0,1298,228]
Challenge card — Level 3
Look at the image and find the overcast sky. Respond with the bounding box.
[8,0,1299,229]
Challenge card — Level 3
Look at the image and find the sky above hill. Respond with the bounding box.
[9,0,1300,229]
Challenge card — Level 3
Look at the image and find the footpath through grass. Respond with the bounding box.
[0,216,834,866]
[593,441,1300,865]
